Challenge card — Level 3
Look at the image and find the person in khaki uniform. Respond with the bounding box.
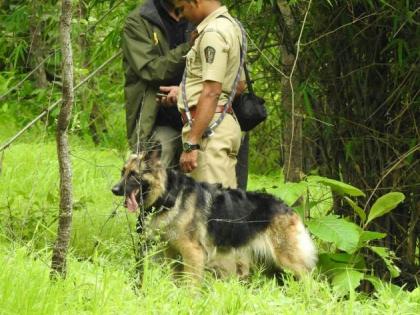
[173,0,245,188]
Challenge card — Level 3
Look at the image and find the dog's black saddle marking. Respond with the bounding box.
[144,169,292,249]
[207,189,292,248]
[151,170,201,211]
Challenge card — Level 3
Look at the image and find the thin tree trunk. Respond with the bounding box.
[29,0,48,88]
[51,0,74,278]
[276,1,303,182]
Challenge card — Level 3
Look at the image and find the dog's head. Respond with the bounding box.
[111,143,165,212]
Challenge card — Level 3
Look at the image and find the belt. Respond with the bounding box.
[181,105,233,125]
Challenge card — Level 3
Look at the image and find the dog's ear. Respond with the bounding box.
[144,141,162,164]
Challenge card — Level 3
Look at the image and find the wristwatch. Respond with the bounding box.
[183,141,200,152]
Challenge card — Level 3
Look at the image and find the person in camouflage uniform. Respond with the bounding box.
[122,0,194,167]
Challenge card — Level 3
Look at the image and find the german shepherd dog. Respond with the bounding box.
[112,145,317,282]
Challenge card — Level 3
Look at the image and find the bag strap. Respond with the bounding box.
[181,16,247,137]
[243,62,254,95]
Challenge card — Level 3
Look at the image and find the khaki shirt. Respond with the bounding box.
[178,6,244,110]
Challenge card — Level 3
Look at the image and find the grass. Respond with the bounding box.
[0,140,419,315]
[1,241,419,315]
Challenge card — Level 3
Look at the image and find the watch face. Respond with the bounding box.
[183,142,200,152]
[183,142,191,152]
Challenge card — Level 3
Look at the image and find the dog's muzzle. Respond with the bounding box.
[111,183,124,196]
[111,182,139,213]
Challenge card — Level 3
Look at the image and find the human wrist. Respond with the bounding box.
[183,141,200,152]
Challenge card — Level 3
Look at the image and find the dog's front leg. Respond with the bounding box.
[164,246,183,276]
[173,237,205,284]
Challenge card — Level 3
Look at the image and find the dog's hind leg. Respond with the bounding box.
[235,249,251,279]
[268,213,317,278]
[208,248,250,279]
[173,237,205,284]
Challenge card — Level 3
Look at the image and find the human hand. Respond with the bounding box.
[157,86,179,107]
[180,150,198,173]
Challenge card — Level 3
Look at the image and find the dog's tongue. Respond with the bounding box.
[126,191,138,213]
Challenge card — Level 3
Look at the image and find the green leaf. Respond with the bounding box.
[309,176,365,197]
[410,287,420,301]
[267,181,307,206]
[364,275,383,291]
[0,74,12,94]
[306,215,360,253]
[332,269,364,295]
[318,253,365,275]
[398,40,403,66]
[305,180,333,218]
[359,230,386,245]
[344,197,366,223]
[318,253,351,275]
[365,275,402,294]
[369,246,401,278]
[301,85,315,118]
[366,192,405,225]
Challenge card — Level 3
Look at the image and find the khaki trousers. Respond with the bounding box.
[182,114,241,188]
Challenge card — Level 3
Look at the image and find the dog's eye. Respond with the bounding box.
[129,171,137,177]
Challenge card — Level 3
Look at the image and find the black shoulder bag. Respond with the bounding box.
[232,62,267,132]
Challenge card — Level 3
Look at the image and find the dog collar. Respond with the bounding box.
[152,190,173,213]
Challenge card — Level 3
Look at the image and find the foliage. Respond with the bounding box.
[0,0,136,147]
[0,140,420,314]
[1,242,419,315]
[0,141,132,260]
[251,172,405,294]
[309,181,404,294]
[0,0,418,293]
[229,0,419,288]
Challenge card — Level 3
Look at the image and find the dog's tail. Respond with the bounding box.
[264,212,317,277]
[294,216,318,272]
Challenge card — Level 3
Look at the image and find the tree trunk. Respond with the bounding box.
[51,0,74,278]
[29,0,48,88]
[276,1,304,182]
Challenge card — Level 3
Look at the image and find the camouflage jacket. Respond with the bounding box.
[122,0,190,149]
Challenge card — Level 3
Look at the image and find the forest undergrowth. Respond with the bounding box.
[0,136,419,314]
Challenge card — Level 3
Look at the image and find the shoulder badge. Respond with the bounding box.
[204,46,216,64]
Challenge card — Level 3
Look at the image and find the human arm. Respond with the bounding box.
[180,81,222,173]
[236,80,246,96]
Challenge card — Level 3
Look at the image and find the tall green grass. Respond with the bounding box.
[0,141,419,314]
[1,241,419,315]
[0,140,135,263]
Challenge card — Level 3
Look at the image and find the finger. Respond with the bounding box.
[184,161,193,173]
[160,86,172,93]
[180,159,187,172]
[168,96,177,104]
